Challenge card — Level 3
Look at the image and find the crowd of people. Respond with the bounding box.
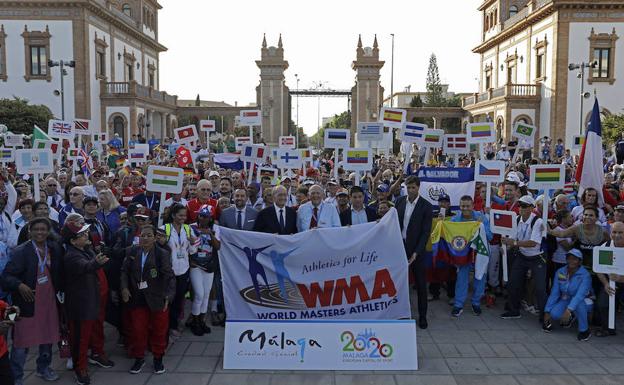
[0,132,622,385]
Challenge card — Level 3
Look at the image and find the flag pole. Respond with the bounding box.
[486,182,492,208]
[609,278,616,329]
[157,191,166,228]
[33,173,40,203]
[502,242,509,283]
[542,191,549,238]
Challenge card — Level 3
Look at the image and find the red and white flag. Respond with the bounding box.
[176,145,193,168]
[575,99,605,205]
[74,119,91,134]
[174,125,198,144]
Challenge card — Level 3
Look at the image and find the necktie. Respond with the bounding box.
[236,210,242,230]
[310,206,318,229]
[279,209,285,233]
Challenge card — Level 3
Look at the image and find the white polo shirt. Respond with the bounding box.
[515,213,544,257]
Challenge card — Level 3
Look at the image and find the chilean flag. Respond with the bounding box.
[575,99,604,205]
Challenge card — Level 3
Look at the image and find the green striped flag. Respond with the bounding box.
[152,169,180,187]
[599,250,614,266]
[33,125,52,141]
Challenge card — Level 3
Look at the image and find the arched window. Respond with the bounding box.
[509,5,518,17]
[113,116,125,143]
[122,3,132,16]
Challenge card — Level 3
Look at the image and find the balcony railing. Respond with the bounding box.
[101,81,177,107]
[462,83,541,107]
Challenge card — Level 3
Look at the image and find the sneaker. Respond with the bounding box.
[472,304,482,316]
[577,329,591,341]
[190,319,205,336]
[75,370,90,385]
[500,311,521,319]
[542,320,553,333]
[526,305,539,316]
[129,358,145,374]
[88,354,115,368]
[451,307,463,317]
[35,367,59,381]
[153,357,166,374]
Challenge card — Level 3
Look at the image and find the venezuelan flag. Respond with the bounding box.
[431,221,480,266]
[534,167,561,182]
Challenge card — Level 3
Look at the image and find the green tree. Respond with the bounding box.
[425,54,445,107]
[602,113,624,147]
[0,97,54,135]
[409,95,423,107]
[324,111,351,129]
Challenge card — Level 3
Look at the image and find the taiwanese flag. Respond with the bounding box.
[176,146,192,167]
[493,212,513,229]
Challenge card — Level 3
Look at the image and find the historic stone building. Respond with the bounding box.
[0,0,178,146]
[462,0,624,147]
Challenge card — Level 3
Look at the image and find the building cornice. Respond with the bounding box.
[0,0,167,52]
[473,0,624,53]
[478,0,498,12]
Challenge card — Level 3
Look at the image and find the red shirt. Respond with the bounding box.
[186,198,220,224]
[120,187,135,207]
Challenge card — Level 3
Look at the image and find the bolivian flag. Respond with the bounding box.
[534,167,561,183]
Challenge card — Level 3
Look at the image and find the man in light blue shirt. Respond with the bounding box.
[450,195,492,318]
[297,185,341,231]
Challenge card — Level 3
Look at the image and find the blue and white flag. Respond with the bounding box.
[216,208,410,320]
[214,152,243,170]
[417,167,475,210]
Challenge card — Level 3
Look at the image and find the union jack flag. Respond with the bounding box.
[52,121,72,135]
[78,148,92,177]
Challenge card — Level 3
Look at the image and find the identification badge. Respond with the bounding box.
[138,281,148,290]
[177,250,185,259]
[150,268,158,279]
[132,236,140,245]
[37,275,49,285]
[198,252,207,259]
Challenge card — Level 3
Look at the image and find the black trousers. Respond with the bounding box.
[0,352,12,385]
[508,254,547,316]
[170,270,190,331]
[410,255,428,319]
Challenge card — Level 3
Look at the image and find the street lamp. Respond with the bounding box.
[48,59,75,120]
[390,33,395,107]
[568,61,597,135]
[295,73,300,148]
[313,81,325,150]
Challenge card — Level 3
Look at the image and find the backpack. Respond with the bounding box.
[164,223,191,242]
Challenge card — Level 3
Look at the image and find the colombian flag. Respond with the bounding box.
[383,109,403,123]
[430,221,481,266]
[470,124,492,138]
[346,150,368,164]
[534,167,561,182]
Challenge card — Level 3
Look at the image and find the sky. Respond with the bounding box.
[159,0,482,136]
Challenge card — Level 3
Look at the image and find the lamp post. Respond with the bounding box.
[568,61,597,135]
[314,81,324,150]
[390,33,395,107]
[48,59,75,120]
[295,73,300,148]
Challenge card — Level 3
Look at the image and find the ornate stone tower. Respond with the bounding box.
[256,34,290,145]
[351,35,385,145]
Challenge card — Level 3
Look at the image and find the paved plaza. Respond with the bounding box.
[19,293,624,385]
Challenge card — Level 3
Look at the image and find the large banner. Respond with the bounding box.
[217,208,410,320]
[417,167,475,210]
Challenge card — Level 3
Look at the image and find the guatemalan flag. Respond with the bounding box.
[575,99,604,205]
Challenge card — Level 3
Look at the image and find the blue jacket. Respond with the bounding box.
[451,210,493,242]
[97,206,126,236]
[545,265,591,313]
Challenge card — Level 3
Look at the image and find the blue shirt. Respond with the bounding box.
[296,202,342,232]
[545,265,591,312]
[351,208,369,225]
[108,138,122,149]
[451,210,493,242]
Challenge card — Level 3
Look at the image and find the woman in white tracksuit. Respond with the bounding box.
[189,206,220,336]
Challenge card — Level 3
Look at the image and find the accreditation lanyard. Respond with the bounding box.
[172,226,186,258]
[33,241,48,275]
[140,251,149,276]
[146,194,156,210]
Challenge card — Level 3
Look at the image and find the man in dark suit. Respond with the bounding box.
[339,186,377,226]
[396,175,433,329]
[219,189,258,230]
[254,186,297,234]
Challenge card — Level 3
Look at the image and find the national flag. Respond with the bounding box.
[33,139,60,157]
[446,136,467,149]
[599,250,614,266]
[430,221,481,266]
[201,122,215,130]
[515,123,534,137]
[346,150,368,164]
[479,164,501,177]
[242,111,259,118]
[470,124,493,138]
[115,157,126,167]
[534,167,561,182]
[74,119,90,133]
[152,169,182,187]
[563,182,575,195]
[130,152,145,159]
[424,134,440,143]
[244,146,253,158]
[109,147,120,156]
[176,126,196,140]
[0,149,11,160]
[300,149,311,159]
[68,149,79,158]
[118,165,132,177]
[256,147,265,159]
[471,223,491,280]
[49,120,73,136]
[214,153,243,170]
[183,168,195,177]
[78,148,92,177]
[382,109,403,123]
[360,124,381,134]
[33,125,51,141]
[493,212,513,228]
[403,123,425,139]
[574,136,585,147]
[176,146,192,167]
[327,131,347,140]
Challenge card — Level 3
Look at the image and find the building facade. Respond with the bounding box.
[463,0,624,148]
[0,0,178,146]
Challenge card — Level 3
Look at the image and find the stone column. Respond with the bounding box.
[160,112,166,141]
[433,117,442,129]
[129,106,138,148]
